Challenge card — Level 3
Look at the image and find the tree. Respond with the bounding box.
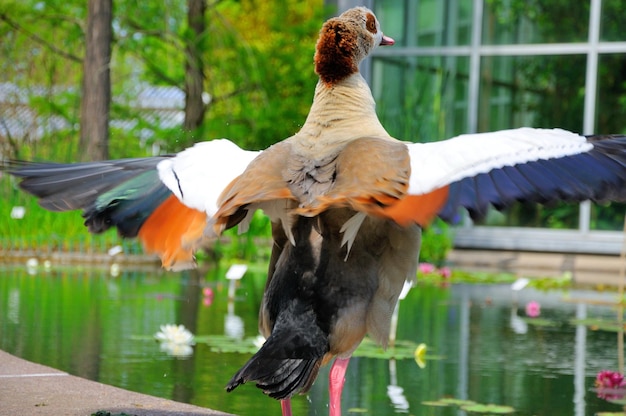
[183,0,207,138]
[0,0,84,160]
[79,0,112,161]
[1,0,326,160]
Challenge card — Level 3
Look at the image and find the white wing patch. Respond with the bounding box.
[407,128,593,195]
[157,139,261,215]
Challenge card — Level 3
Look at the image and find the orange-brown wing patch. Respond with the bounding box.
[138,194,207,269]
[381,186,449,227]
[296,137,448,227]
[213,142,296,234]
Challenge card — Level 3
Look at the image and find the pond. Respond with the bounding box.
[0,262,625,415]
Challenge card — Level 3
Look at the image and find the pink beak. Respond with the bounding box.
[380,34,395,46]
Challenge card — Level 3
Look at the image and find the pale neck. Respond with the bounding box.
[296,74,390,145]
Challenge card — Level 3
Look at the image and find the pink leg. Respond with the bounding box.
[281,398,292,416]
[329,357,351,416]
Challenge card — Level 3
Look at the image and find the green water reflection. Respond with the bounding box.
[0,264,624,415]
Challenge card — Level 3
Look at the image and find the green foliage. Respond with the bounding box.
[1,0,326,160]
[0,176,135,252]
[197,0,328,150]
[207,211,272,263]
[0,0,326,255]
[419,219,452,265]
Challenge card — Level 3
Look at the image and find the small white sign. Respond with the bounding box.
[10,206,25,219]
[511,277,530,291]
[226,264,247,280]
[108,245,123,256]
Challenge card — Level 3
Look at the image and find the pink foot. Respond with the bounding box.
[329,357,351,416]
[281,398,292,416]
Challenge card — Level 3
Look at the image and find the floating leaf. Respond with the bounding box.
[461,403,515,414]
[423,398,515,414]
[353,337,442,362]
[521,317,558,327]
[438,398,477,406]
[571,318,626,332]
[133,333,443,360]
[421,400,452,407]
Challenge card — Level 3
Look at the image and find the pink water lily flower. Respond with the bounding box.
[439,267,451,279]
[596,370,626,389]
[596,370,626,400]
[418,263,436,274]
[525,301,541,317]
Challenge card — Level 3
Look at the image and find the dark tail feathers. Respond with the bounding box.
[226,353,322,400]
[226,308,329,400]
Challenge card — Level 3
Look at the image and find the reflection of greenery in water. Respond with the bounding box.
[0,265,625,415]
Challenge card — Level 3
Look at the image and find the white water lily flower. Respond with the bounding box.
[159,341,194,357]
[155,324,195,344]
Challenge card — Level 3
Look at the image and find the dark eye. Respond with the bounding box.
[366,13,377,34]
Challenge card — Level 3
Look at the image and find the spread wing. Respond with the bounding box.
[6,139,260,269]
[401,128,626,224]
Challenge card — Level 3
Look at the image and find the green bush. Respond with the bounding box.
[419,219,452,266]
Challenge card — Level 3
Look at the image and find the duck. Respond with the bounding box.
[4,6,626,416]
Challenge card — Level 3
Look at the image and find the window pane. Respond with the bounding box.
[479,55,586,131]
[591,203,626,231]
[591,54,626,230]
[372,55,469,142]
[375,0,473,47]
[601,0,626,41]
[481,202,580,229]
[595,55,626,134]
[483,0,589,44]
[478,54,587,228]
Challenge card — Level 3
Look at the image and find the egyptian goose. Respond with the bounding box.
[5,6,626,416]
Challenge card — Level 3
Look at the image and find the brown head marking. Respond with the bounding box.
[366,13,377,34]
[314,19,359,86]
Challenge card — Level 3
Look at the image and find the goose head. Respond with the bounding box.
[314,7,394,86]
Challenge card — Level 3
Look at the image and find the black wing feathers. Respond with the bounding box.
[439,134,626,222]
[6,157,172,237]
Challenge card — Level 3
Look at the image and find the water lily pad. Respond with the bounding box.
[604,396,626,406]
[422,398,477,407]
[439,398,477,406]
[460,403,516,414]
[353,337,442,362]
[423,398,515,414]
[571,318,626,332]
[421,400,452,407]
[197,335,261,354]
[134,333,442,360]
[522,317,558,327]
